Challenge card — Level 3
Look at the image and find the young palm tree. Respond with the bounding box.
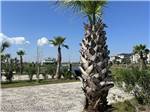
[0,41,10,53]
[133,44,149,70]
[17,50,25,74]
[59,1,114,112]
[49,36,69,79]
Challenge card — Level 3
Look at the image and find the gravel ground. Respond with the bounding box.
[1,82,133,112]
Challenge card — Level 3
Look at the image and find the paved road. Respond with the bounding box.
[1,82,133,112]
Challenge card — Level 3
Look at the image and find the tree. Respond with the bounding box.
[5,54,11,70]
[49,36,69,79]
[0,41,10,53]
[133,44,149,70]
[14,57,19,73]
[26,63,36,81]
[17,50,25,74]
[59,1,114,112]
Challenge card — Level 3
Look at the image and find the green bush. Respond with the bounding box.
[4,70,13,83]
[61,68,72,79]
[112,67,150,105]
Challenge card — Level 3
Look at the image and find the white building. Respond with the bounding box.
[42,57,56,64]
[132,53,150,63]
[132,54,139,63]
[110,53,132,63]
[110,56,116,62]
[147,53,150,63]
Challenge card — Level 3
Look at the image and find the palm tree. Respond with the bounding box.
[0,41,10,53]
[49,36,69,79]
[133,44,149,70]
[59,1,114,111]
[5,54,11,69]
[17,50,25,74]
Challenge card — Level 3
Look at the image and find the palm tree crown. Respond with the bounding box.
[133,44,149,70]
[59,1,106,25]
[49,36,69,49]
[133,44,149,56]
[17,50,25,56]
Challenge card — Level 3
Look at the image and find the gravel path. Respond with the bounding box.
[1,82,133,112]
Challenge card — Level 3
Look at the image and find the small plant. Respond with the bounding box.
[61,67,73,79]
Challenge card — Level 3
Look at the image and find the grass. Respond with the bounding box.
[112,99,150,112]
[1,79,79,88]
[112,99,137,112]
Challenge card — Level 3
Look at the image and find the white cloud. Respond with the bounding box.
[11,37,30,45]
[37,37,49,46]
[0,33,30,46]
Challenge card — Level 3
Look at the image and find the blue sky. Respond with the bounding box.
[1,1,150,62]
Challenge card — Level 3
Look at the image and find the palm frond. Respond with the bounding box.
[62,44,69,49]
[1,41,10,52]
[133,44,149,54]
[58,0,107,24]
[17,50,25,56]
[49,40,57,46]
[50,36,66,46]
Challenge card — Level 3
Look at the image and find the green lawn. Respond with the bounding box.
[1,79,79,88]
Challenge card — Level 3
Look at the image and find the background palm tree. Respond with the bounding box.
[59,1,114,111]
[133,44,149,70]
[5,54,11,69]
[17,50,25,75]
[49,36,69,79]
[0,41,10,53]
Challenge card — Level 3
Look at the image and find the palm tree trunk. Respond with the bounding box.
[80,20,114,112]
[6,58,9,69]
[55,46,61,79]
[20,56,23,75]
[139,53,146,70]
[36,63,40,82]
[140,58,146,70]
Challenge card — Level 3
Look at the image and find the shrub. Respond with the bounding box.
[112,67,150,105]
[4,70,13,83]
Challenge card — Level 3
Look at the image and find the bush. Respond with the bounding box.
[112,67,150,105]
[4,70,13,83]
